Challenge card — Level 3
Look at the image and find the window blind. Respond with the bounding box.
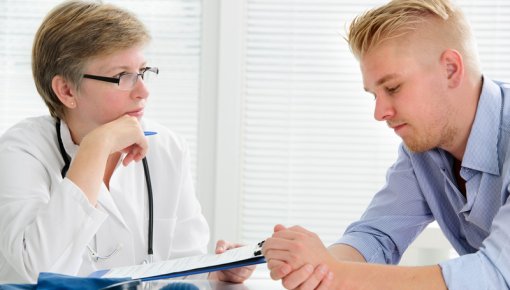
[238,0,510,254]
[0,0,202,174]
[239,0,397,247]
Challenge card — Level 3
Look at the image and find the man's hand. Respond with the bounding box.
[262,225,335,289]
[263,225,334,271]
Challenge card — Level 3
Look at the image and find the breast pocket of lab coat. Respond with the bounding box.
[90,218,134,269]
[153,217,177,260]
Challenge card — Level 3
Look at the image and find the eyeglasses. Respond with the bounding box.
[82,67,159,91]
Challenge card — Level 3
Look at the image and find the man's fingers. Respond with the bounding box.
[295,264,331,290]
[264,249,304,269]
[267,259,291,280]
[262,237,303,256]
[274,224,287,232]
[280,264,314,290]
[315,271,334,290]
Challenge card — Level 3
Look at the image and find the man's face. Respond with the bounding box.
[360,39,456,153]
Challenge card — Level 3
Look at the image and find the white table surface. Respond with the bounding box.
[141,279,285,290]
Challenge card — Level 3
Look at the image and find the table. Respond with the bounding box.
[139,279,285,290]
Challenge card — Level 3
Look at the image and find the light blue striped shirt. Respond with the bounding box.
[336,77,510,289]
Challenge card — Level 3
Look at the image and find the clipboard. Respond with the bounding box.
[89,241,266,281]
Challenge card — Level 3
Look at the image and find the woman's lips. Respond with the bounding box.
[127,108,144,117]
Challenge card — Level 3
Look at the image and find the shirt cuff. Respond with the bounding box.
[334,234,387,264]
[61,178,107,223]
[439,254,484,290]
[439,251,509,290]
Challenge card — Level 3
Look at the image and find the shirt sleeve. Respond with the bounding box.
[335,144,434,264]
[0,141,107,283]
[439,195,510,289]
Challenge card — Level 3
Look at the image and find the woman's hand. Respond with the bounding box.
[89,115,149,166]
[66,115,148,204]
[208,240,256,283]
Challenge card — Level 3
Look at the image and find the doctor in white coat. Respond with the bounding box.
[0,0,254,284]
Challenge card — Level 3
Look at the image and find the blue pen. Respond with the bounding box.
[144,131,158,136]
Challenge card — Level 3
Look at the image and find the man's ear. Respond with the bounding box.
[51,75,77,109]
[440,49,464,89]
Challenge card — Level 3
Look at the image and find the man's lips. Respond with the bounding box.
[388,122,406,134]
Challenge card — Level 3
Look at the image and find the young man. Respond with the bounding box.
[262,0,510,289]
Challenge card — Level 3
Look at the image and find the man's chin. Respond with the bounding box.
[403,140,434,153]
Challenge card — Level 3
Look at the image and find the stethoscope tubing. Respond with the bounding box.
[142,157,154,258]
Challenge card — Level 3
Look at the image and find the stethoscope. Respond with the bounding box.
[55,119,154,264]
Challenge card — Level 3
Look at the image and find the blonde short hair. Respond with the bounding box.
[347,0,479,74]
[32,0,151,120]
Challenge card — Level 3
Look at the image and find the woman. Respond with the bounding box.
[0,0,253,283]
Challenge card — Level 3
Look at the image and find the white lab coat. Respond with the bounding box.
[0,116,210,283]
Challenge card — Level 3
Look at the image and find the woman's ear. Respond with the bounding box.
[440,49,464,89]
[51,75,77,109]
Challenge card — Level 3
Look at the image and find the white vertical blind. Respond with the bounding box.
[125,0,203,174]
[462,1,510,80]
[238,0,510,250]
[0,1,51,127]
[240,0,397,246]
[0,0,202,174]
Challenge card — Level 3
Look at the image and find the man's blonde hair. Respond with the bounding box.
[347,0,479,75]
[32,0,151,120]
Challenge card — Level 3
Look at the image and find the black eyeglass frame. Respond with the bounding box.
[82,66,159,89]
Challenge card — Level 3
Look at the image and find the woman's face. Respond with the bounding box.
[68,46,150,134]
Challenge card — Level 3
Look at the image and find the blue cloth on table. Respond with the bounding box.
[0,272,130,290]
[0,284,33,290]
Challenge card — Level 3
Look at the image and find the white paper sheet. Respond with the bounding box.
[98,242,263,279]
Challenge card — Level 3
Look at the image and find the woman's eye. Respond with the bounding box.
[114,71,128,78]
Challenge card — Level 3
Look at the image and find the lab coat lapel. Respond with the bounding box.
[96,184,129,230]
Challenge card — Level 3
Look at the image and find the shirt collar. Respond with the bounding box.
[462,77,502,175]
[59,119,79,160]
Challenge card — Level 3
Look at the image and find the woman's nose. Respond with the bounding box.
[131,77,150,99]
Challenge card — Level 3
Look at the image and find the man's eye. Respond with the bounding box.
[387,85,400,94]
